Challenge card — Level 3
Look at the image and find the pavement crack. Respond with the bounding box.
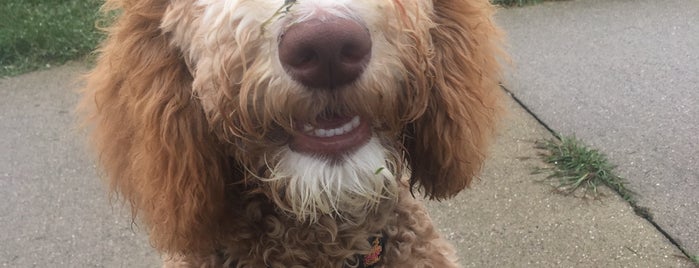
[500,84,697,265]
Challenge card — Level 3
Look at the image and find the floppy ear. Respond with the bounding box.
[406,0,504,199]
[79,0,231,254]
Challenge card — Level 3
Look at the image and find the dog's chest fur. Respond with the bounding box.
[165,187,457,268]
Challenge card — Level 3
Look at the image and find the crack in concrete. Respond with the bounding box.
[499,84,696,263]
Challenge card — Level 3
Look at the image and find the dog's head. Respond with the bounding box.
[82,0,502,253]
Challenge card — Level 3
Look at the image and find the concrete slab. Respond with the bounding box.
[496,0,699,257]
[0,64,159,267]
[427,95,692,267]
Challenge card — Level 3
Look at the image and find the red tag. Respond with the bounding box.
[363,237,383,266]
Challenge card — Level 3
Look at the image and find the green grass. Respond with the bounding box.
[535,137,699,266]
[0,0,560,77]
[534,136,635,202]
[0,0,104,77]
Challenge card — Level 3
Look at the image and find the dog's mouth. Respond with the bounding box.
[290,115,372,156]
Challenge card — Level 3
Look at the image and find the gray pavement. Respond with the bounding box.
[497,0,699,258]
[0,63,160,267]
[427,97,691,267]
[2,1,698,264]
[1,64,694,266]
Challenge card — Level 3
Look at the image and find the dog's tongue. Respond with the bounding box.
[290,116,371,156]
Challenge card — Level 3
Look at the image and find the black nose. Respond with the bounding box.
[278,17,372,89]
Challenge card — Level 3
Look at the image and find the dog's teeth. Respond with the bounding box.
[306,116,362,138]
[314,128,328,137]
[351,116,360,127]
[326,128,337,136]
[336,125,347,135]
[342,120,355,133]
[303,124,314,132]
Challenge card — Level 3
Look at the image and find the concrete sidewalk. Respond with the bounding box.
[428,96,691,267]
[1,63,694,266]
[496,0,699,261]
[0,64,160,267]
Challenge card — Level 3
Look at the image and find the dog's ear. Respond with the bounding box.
[405,0,504,199]
[79,1,230,254]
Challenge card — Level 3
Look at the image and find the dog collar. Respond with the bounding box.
[219,233,388,267]
[360,233,387,268]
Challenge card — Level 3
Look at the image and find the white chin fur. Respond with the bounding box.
[265,137,398,222]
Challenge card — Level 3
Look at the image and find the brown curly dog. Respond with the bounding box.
[79,0,504,266]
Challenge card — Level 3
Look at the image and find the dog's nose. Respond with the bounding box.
[278,18,372,89]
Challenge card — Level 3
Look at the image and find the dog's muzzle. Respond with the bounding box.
[279,15,374,157]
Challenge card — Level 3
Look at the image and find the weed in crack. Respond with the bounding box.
[533,136,636,203]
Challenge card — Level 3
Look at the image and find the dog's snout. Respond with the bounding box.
[278,18,372,89]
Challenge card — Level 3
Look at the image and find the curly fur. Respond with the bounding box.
[79,0,504,266]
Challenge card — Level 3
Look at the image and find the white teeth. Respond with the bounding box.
[303,124,314,132]
[342,121,354,133]
[350,116,360,127]
[314,128,327,137]
[306,116,361,138]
